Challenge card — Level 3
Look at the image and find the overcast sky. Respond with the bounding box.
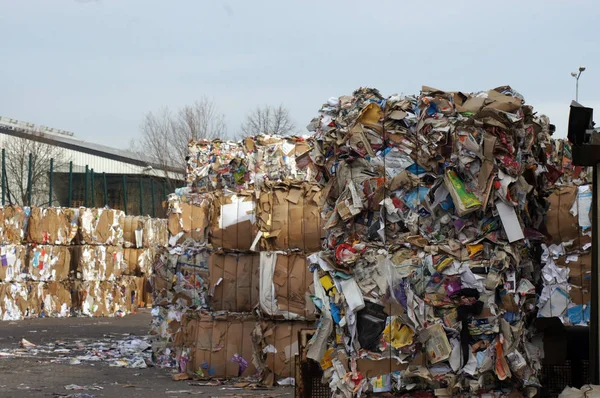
[1,0,599,148]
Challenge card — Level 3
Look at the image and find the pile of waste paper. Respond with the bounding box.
[300,86,557,396]
[0,207,164,319]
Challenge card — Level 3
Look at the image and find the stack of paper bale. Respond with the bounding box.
[0,206,166,320]
[299,86,556,396]
[151,136,321,384]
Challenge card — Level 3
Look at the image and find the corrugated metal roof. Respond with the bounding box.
[0,126,183,173]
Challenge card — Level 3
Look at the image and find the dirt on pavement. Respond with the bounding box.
[0,310,293,398]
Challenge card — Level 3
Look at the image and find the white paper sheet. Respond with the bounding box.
[496,201,524,242]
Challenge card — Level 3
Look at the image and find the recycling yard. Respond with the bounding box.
[0,310,291,398]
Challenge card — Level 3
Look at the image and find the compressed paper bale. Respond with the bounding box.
[38,281,72,317]
[209,192,257,251]
[73,245,126,281]
[121,215,147,248]
[123,247,155,276]
[143,218,169,247]
[0,206,27,244]
[167,193,211,246]
[0,245,27,282]
[209,253,259,312]
[79,208,125,245]
[28,245,72,282]
[27,207,77,245]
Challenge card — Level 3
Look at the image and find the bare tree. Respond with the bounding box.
[4,136,68,206]
[135,98,227,190]
[241,104,296,136]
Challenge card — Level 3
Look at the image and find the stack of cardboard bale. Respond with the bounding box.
[150,135,321,384]
[299,86,556,396]
[0,206,166,320]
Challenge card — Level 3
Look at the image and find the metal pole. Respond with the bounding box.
[84,165,89,207]
[588,162,598,377]
[27,153,32,206]
[49,158,54,206]
[151,179,156,218]
[103,172,108,207]
[91,168,95,207]
[139,175,143,215]
[68,161,73,207]
[122,175,128,215]
[576,77,579,102]
[1,148,5,206]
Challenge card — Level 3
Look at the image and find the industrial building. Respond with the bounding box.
[0,117,184,216]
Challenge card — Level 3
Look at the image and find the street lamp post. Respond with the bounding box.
[571,66,586,101]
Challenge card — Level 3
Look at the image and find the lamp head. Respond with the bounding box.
[572,72,578,77]
[579,66,586,72]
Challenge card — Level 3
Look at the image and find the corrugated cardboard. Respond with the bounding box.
[0,281,72,320]
[28,245,72,281]
[0,245,27,282]
[209,253,259,312]
[0,206,26,244]
[179,315,308,380]
[545,186,591,248]
[256,182,322,252]
[72,277,140,317]
[122,215,146,248]
[259,252,316,320]
[27,207,77,245]
[79,208,125,246]
[168,194,211,245]
[72,245,126,281]
[123,248,155,276]
[143,218,168,248]
[210,191,256,251]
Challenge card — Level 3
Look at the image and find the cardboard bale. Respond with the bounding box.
[123,247,156,276]
[209,191,256,251]
[166,248,211,310]
[0,206,27,244]
[79,208,125,246]
[136,276,153,308]
[256,182,322,252]
[0,282,33,320]
[168,193,211,246]
[258,252,316,320]
[28,245,72,282]
[253,320,313,381]
[179,314,258,379]
[209,253,259,312]
[73,245,126,281]
[144,218,168,248]
[37,281,72,317]
[0,244,27,282]
[122,215,146,248]
[27,207,77,245]
[72,277,138,317]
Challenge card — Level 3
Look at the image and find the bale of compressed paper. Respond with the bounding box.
[167,192,211,246]
[123,247,156,276]
[28,245,72,281]
[255,181,323,252]
[27,207,78,245]
[72,245,126,281]
[0,206,27,244]
[0,245,27,282]
[79,208,125,245]
[209,190,257,251]
[122,215,146,248]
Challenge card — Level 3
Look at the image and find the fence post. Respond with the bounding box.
[1,148,5,206]
[27,153,33,206]
[84,165,89,207]
[103,172,108,207]
[122,175,128,215]
[49,158,54,206]
[68,161,73,207]
[91,168,95,207]
[139,175,143,215]
[151,179,156,218]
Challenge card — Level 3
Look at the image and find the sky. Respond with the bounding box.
[0,0,599,149]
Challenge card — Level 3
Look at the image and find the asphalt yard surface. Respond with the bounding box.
[0,310,292,398]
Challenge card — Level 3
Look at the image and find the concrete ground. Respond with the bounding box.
[0,310,292,398]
